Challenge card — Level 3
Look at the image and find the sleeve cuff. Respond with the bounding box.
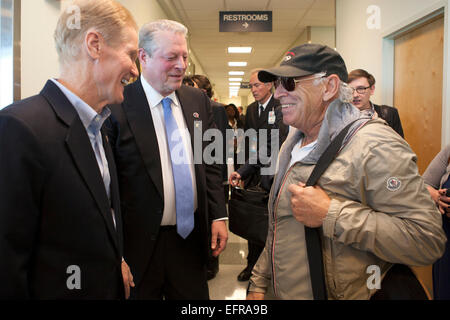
[213,217,229,221]
[322,198,340,239]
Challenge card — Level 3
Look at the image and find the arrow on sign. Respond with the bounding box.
[242,22,249,28]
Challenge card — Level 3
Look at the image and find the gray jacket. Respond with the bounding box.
[249,99,446,299]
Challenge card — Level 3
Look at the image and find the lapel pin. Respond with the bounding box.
[193,112,200,119]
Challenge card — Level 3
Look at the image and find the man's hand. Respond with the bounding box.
[247,292,265,300]
[121,259,135,299]
[229,171,241,187]
[211,220,228,257]
[287,182,330,228]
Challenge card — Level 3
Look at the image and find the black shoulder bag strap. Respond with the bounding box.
[304,120,358,300]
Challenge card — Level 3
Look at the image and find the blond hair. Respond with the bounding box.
[54,0,137,64]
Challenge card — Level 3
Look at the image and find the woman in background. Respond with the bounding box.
[225,104,244,172]
[423,144,450,299]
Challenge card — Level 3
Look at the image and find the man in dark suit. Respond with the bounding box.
[0,0,139,299]
[107,19,228,300]
[348,69,404,137]
[191,74,228,280]
[238,106,246,125]
[229,68,288,282]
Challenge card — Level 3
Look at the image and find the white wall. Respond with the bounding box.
[21,0,60,99]
[336,0,450,146]
[310,26,335,48]
[116,0,167,29]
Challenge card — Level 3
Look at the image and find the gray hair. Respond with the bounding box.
[250,68,273,91]
[139,19,188,56]
[54,0,137,65]
[338,81,354,103]
[313,73,353,103]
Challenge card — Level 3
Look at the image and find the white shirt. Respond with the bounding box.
[140,76,198,226]
[288,138,318,168]
[258,94,273,116]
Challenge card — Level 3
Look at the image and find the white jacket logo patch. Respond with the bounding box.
[387,177,401,191]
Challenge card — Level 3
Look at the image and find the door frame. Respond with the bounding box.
[381,1,449,147]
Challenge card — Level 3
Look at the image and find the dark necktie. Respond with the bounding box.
[161,97,194,239]
[259,105,264,117]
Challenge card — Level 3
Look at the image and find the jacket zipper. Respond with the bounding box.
[271,165,296,297]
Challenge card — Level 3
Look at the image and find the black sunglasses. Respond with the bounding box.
[273,77,300,91]
[273,74,326,92]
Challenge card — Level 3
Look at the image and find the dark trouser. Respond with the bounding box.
[132,226,209,300]
[433,215,450,300]
[247,240,264,271]
[224,184,229,204]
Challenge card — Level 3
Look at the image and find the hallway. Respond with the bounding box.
[208,222,249,300]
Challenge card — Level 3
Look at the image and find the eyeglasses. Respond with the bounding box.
[350,86,371,94]
[273,73,326,92]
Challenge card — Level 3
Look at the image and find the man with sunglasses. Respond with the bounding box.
[347,69,404,138]
[229,68,288,282]
[246,43,445,300]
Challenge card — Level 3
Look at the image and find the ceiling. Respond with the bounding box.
[157,0,336,102]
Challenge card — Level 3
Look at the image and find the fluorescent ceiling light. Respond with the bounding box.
[229,82,241,86]
[229,78,243,82]
[228,47,252,53]
[229,71,245,76]
[228,62,247,67]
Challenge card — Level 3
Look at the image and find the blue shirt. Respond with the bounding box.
[50,79,111,200]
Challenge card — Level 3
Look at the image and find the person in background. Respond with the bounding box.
[238,106,246,124]
[229,68,288,282]
[423,144,450,300]
[106,19,228,299]
[347,69,404,138]
[191,74,228,281]
[183,76,197,88]
[225,103,244,173]
[247,43,445,300]
[0,0,138,299]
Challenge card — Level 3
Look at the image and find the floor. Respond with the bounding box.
[208,220,250,300]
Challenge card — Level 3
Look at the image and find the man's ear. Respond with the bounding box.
[370,85,375,96]
[322,74,340,102]
[138,48,148,66]
[85,30,102,60]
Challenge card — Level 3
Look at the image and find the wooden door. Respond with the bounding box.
[394,16,444,174]
[394,15,444,299]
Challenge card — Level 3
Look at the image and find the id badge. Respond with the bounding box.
[268,111,276,124]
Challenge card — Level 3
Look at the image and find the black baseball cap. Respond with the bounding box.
[258,43,348,83]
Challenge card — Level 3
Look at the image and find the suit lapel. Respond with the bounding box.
[123,80,164,200]
[250,103,259,129]
[102,130,122,254]
[40,80,120,255]
[257,96,274,128]
[65,124,120,254]
[175,87,195,139]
